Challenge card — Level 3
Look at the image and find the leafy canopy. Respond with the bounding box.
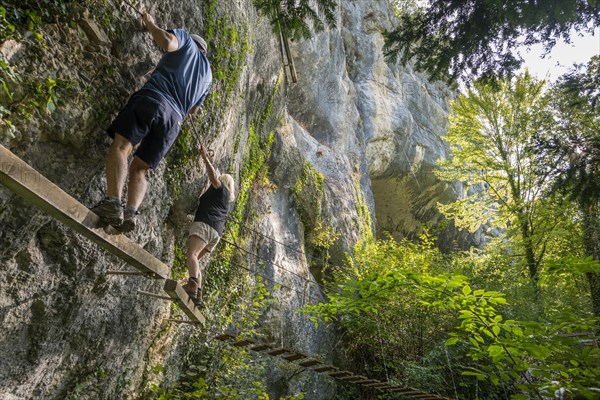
[384,0,600,82]
[252,0,336,40]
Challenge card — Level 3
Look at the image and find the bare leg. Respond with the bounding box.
[187,235,208,281]
[106,134,133,199]
[127,156,150,209]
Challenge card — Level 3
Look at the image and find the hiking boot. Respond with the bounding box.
[91,198,122,227]
[181,278,201,305]
[117,208,139,233]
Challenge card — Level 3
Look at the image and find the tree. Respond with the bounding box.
[384,0,600,82]
[436,72,556,297]
[537,56,600,320]
[252,0,336,40]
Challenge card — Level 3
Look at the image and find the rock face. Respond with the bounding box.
[0,1,461,399]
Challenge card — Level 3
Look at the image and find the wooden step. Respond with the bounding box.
[163,279,205,325]
[0,145,169,279]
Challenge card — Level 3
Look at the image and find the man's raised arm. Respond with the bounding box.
[199,145,221,189]
[142,12,178,52]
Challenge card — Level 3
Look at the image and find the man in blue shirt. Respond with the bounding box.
[92,12,212,232]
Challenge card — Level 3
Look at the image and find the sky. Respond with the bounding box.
[518,26,600,82]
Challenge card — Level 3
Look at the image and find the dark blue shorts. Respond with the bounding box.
[107,90,182,169]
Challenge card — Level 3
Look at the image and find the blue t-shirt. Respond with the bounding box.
[142,29,212,118]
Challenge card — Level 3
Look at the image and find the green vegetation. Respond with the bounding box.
[252,0,336,40]
[303,235,600,399]
[197,0,251,143]
[166,0,250,196]
[302,63,600,399]
[352,171,373,243]
[0,1,106,141]
[292,162,324,233]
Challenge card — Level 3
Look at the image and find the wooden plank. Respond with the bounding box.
[387,386,410,392]
[313,365,336,373]
[364,382,387,388]
[0,145,169,279]
[282,352,307,361]
[389,389,424,395]
[338,375,368,382]
[297,359,321,368]
[328,371,353,378]
[266,348,289,356]
[250,344,273,352]
[357,379,380,385]
[215,333,237,342]
[375,385,396,390]
[232,339,256,347]
[163,279,205,325]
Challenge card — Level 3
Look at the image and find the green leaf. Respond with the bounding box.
[462,371,485,381]
[462,285,472,296]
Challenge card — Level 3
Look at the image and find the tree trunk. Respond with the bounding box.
[582,201,600,322]
[517,211,543,315]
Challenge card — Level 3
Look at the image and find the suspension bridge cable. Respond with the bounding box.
[221,237,350,306]
[221,218,453,392]
[227,217,332,266]
[221,238,314,284]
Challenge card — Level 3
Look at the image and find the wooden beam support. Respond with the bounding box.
[0,145,169,279]
[163,279,205,325]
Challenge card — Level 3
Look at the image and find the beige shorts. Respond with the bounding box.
[188,221,221,252]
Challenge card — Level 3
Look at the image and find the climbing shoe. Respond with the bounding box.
[182,278,202,305]
[91,198,123,227]
[117,207,138,233]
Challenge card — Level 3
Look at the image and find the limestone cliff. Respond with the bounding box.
[0,1,458,398]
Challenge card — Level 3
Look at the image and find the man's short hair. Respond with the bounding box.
[190,34,208,55]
